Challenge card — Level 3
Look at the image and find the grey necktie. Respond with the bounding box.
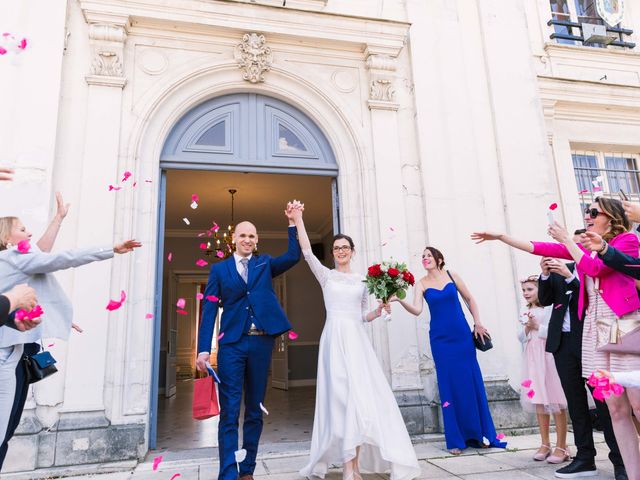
[240,258,249,283]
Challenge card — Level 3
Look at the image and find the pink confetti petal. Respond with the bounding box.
[199,243,208,250]
[549,203,558,210]
[521,379,532,388]
[170,475,181,480]
[18,38,27,50]
[196,293,204,300]
[145,179,153,183]
[176,309,188,315]
[206,295,218,302]
[47,343,54,348]
[196,259,208,267]
[0,47,7,55]
[152,455,163,471]
[216,251,224,258]
[132,181,137,187]
[197,232,206,237]
[593,186,603,192]
[442,401,450,408]
[122,171,132,182]
[527,389,535,399]
[191,194,199,203]
[17,239,31,254]
[176,298,186,309]
[217,332,225,340]
[554,304,564,309]
[105,290,126,311]
[611,383,625,396]
[212,222,219,232]
[288,331,298,340]
[496,433,505,440]
[167,252,172,262]
[108,185,122,191]
[578,189,589,194]
[623,264,640,268]
[145,313,153,319]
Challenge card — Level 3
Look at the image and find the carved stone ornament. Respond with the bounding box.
[370,79,396,102]
[88,23,126,78]
[596,0,625,27]
[235,33,273,83]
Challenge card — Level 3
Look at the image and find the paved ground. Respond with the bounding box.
[8,432,622,480]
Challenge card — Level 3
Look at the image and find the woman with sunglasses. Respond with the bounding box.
[472,196,640,479]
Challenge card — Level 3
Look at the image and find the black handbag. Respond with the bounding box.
[447,271,494,352]
[24,346,57,384]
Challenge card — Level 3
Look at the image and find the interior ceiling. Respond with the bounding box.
[165,170,334,233]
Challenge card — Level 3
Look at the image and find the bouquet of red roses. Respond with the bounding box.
[364,260,415,309]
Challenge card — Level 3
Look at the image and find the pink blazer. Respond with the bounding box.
[531,232,640,318]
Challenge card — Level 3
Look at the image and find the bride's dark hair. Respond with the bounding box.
[333,234,355,251]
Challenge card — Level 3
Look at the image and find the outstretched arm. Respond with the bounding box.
[471,231,534,253]
[36,192,70,252]
[393,281,425,316]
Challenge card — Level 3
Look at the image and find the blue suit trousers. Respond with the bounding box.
[217,334,275,480]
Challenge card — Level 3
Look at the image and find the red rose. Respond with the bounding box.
[368,264,382,277]
[402,271,415,286]
[388,268,400,278]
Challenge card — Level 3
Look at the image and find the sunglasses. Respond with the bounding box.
[584,207,608,219]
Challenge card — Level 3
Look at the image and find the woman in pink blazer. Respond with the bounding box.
[472,196,640,479]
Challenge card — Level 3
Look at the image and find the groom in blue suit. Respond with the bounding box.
[196,205,301,480]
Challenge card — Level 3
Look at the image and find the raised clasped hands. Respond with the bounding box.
[580,231,605,253]
[547,221,570,243]
[113,240,142,254]
[285,199,304,222]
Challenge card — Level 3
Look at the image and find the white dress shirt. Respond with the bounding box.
[233,252,252,276]
[540,271,576,332]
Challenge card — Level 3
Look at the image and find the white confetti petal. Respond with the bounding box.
[183,217,190,225]
[260,402,269,415]
[190,201,198,209]
[234,448,247,463]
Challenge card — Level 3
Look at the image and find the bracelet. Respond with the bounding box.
[597,240,608,254]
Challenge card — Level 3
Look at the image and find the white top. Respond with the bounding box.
[612,371,640,389]
[518,305,552,344]
[540,272,577,332]
[0,244,114,346]
[303,249,369,322]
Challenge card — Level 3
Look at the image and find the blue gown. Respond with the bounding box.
[424,282,507,450]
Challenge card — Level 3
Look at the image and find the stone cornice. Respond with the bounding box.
[79,0,409,56]
[538,76,640,125]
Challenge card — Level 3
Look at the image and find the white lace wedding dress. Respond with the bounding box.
[299,250,420,480]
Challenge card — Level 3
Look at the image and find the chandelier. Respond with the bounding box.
[206,189,236,259]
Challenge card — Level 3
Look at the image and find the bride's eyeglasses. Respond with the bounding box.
[333,246,352,252]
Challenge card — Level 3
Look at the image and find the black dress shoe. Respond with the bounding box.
[614,465,629,480]
[554,458,598,478]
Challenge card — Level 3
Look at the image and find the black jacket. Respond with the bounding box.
[0,295,16,329]
[600,243,640,280]
[538,263,581,354]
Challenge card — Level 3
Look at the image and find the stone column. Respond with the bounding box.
[36,16,130,445]
[365,49,431,433]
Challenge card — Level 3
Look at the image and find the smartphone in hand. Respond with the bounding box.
[619,189,629,201]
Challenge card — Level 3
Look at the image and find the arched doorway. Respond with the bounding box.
[150,93,339,451]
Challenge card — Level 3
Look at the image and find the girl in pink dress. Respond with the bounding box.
[518,276,569,464]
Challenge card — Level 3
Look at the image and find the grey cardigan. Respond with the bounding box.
[0,245,114,347]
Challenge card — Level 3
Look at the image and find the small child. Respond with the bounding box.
[519,275,570,464]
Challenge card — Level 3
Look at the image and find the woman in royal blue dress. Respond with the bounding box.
[393,247,506,455]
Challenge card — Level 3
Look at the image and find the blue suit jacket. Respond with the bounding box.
[197,226,301,352]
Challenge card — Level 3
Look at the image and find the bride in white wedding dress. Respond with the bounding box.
[290,203,420,480]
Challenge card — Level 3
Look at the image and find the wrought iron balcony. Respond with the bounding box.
[547,19,635,48]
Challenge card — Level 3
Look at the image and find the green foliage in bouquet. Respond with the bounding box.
[364,259,415,303]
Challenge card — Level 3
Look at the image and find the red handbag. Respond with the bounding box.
[192,375,220,420]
